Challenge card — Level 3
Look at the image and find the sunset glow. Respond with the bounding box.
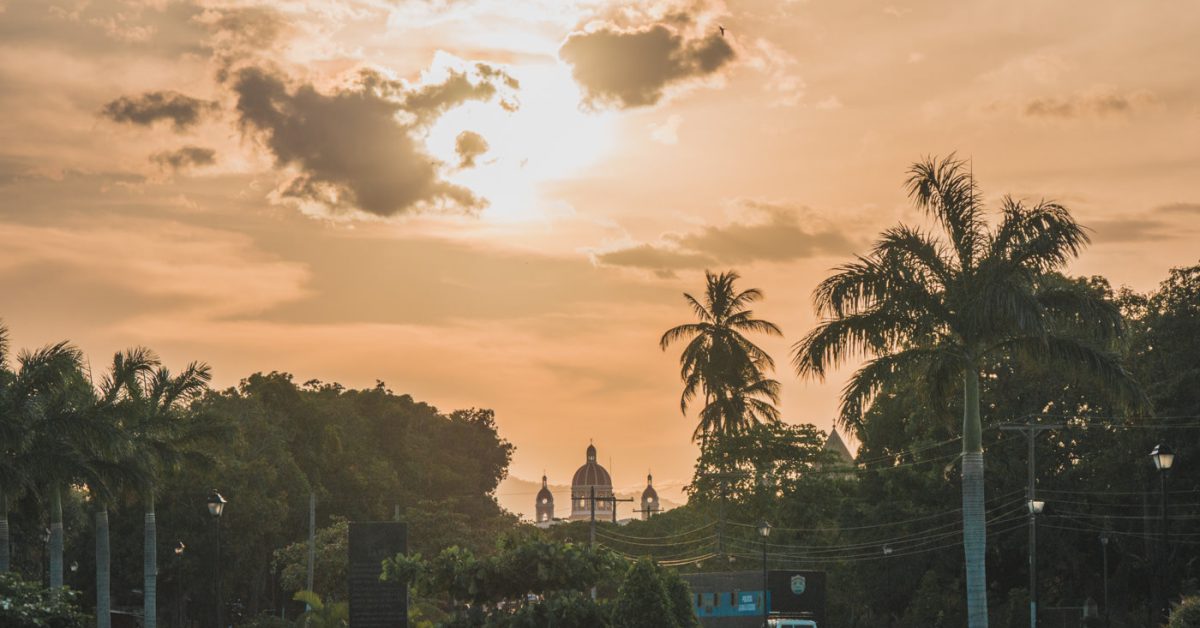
[1,0,1198,518]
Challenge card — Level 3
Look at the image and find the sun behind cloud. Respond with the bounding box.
[426,55,618,222]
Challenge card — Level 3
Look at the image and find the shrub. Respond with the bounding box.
[1169,597,1200,628]
[0,572,91,628]
[612,558,677,628]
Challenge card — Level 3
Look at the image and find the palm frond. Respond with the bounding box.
[839,348,959,432]
[905,154,985,269]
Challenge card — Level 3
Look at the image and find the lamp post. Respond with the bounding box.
[174,541,186,628]
[1099,532,1110,628]
[758,521,771,628]
[1150,444,1174,624]
[1028,498,1045,628]
[207,490,226,628]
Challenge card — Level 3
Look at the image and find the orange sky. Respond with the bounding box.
[1,0,1197,512]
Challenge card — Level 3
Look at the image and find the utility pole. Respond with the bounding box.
[698,471,751,558]
[306,492,315,599]
[1000,422,1063,628]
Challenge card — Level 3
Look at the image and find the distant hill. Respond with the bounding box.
[496,474,686,521]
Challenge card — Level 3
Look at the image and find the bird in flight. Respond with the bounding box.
[718,25,726,36]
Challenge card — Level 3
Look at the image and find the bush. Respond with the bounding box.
[661,568,699,628]
[0,573,91,628]
[1169,597,1200,628]
[612,558,677,628]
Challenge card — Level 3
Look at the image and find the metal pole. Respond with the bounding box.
[1160,470,1169,624]
[215,518,222,628]
[306,492,315,597]
[1029,433,1037,628]
[1100,533,1110,628]
[589,486,596,548]
[1000,422,1060,628]
[762,536,768,628]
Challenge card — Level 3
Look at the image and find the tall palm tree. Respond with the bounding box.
[137,360,212,628]
[660,270,783,440]
[15,341,97,594]
[93,348,160,628]
[791,155,1142,627]
[99,348,213,628]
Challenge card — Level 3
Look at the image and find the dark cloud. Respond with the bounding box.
[1023,88,1156,119]
[595,202,854,276]
[354,64,519,124]
[151,146,217,171]
[232,64,515,216]
[101,91,218,131]
[455,131,489,168]
[559,23,734,108]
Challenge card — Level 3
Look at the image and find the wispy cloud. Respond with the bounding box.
[594,201,854,277]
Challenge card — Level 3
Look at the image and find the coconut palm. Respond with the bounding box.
[98,348,212,628]
[15,341,98,594]
[92,348,160,628]
[660,270,782,440]
[791,155,1142,627]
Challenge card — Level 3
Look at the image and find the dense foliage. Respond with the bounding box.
[0,573,90,628]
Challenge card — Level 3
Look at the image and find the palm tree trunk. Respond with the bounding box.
[49,484,64,594]
[962,368,989,628]
[0,483,9,573]
[144,493,157,628]
[96,508,112,628]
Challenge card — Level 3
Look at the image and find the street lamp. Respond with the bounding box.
[1028,498,1045,628]
[1150,444,1175,624]
[207,490,227,628]
[758,521,771,628]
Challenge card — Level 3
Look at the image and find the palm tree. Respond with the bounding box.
[15,341,98,594]
[791,155,1142,627]
[98,348,213,628]
[660,270,783,440]
[93,348,160,628]
[137,359,212,628]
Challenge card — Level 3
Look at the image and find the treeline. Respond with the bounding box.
[0,358,516,625]
[590,261,1200,628]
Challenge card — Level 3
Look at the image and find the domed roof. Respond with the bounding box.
[572,444,612,487]
[641,473,658,501]
[536,474,553,502]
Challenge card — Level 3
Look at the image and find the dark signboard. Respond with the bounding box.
[348,522,407,628]
[768,570,826,622]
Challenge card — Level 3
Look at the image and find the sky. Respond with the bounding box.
[1,0,1198,513]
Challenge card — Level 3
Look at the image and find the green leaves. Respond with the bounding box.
[662,270,783,439]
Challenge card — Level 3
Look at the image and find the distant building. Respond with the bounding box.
[821,428,856,480]
[535,474,554,525]
[570,443,614,520]
[824,428,853,463]
[640,473,661,520]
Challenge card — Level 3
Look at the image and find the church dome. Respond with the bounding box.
[641,473,658,501]
[572,444,612,487]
